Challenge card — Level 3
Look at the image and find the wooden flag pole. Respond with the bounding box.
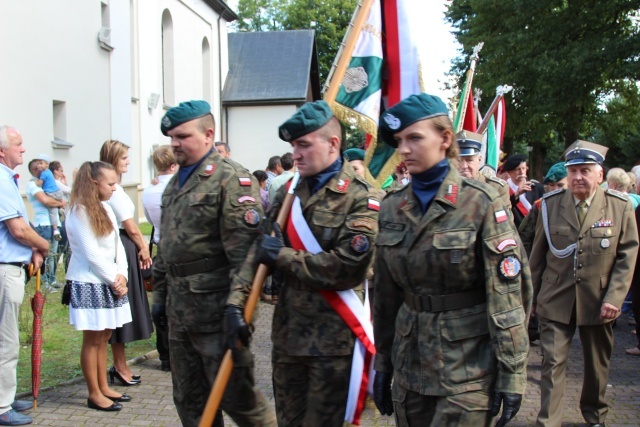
[454,42,483,133]
[323,0,375,105]
[199,173,301,427]
[477,85,512,134]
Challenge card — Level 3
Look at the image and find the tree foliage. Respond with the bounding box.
[234,0,358,83]
[446,0,640,176]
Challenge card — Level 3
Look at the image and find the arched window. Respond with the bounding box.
[202,37,211,104]
[161,9,175,106]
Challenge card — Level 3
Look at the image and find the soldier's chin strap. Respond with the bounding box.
[541,199,578,272]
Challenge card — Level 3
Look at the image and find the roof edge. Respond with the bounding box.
[203,0,238,22]
[223,98,307,107]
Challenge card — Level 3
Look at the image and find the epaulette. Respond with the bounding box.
[541,188,564,199]
[606,188,629,201]
[488,176,507,187]
[465,178,496,199]
[222,157,250,174]
[352,173,373,189]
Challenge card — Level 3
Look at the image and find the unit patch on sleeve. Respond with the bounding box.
[498,255,522,280]
[495,210,508,223]
[242,209,261,227]
[367,199,380,211]
[350,234,370,253]
[239,177,252,186]
[237,195,256,204]
[496,238,518,252]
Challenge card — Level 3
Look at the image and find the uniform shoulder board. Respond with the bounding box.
[488,176,507,187]
[606,188,629,201]
[541,188,564,199]
[465,178,495,198]
[222,157,250,173]
[353,173,373,189]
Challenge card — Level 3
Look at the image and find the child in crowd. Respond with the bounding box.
[34,154,65,240]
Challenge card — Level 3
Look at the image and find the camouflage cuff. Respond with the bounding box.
[495,371,527,395]
[373,353,393,373]
[226,289,248,307]
[275,247,296,271]
[153,291,167,306]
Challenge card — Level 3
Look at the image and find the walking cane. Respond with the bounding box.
[199,172,300,426]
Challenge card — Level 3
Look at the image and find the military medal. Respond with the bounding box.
[498,256,522,279]
[601,238,610,249]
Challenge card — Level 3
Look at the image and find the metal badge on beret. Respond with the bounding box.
[498,255,522,279]
[383,113,401,130]
[243,209,261,227]
[350,234,370,253]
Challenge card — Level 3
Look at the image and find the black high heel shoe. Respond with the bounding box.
[108,366,141,386]
[132,374,141,381]
[104,394,132,403]
[87,398,122,411]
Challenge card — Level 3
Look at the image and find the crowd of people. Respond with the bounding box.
[1,91,640,427]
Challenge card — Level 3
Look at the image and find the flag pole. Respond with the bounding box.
[477,85,512,134]
[453,42,483,132]
[323,0,375,105]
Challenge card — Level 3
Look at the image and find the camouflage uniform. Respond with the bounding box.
[153,150,275,427]
[477,173,511,213]
[228,161,380,427]
[373,165,532,426]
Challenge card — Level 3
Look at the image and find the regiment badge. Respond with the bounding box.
[383,113,401,130]
[161,116,171,128]
[242,209,261,227]
[498,256,522,280]
[350,234,370,253]
[336,179,350,192]
[238,195,256,204]
[496,238,517,252]
[204,164,216,175]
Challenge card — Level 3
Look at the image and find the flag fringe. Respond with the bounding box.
[331,103,379,137]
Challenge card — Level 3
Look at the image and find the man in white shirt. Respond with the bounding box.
[267,152,294,205]
[142,145,177,371]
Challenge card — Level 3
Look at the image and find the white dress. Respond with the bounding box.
[65,203,132,331]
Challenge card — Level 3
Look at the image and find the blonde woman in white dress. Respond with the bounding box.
[66,161,132,411]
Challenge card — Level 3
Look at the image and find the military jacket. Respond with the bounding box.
[518,199,541,257]
[228,162,380,356]
[477,173,511,213]
[530,187,639,325]
[373,165,532,396]
[153,150,263,333]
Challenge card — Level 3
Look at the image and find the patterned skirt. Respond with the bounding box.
[68,280,132,331]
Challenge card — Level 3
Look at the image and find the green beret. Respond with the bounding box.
[543,162,567,183]
[279,101,334,142]
[379,93,449,148]
[161,100,211,136]
[344,148,365,162]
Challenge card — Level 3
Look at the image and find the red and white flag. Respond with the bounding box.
[285,196,375,425]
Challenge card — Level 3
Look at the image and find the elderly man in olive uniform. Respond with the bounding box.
[531,141,639,427]
[152,101,275,427]
[456,130,511,211]
[225,101,380,426]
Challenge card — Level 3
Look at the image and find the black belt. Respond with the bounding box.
[0,262,28,269]
[404,288,486,312]
[166,257,228,278]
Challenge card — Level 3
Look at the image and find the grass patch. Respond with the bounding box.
[17,227,157,394]
[139,221,153,236]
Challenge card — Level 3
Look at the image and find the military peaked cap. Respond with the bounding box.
[562,140,608,166]
[456,131,483,157]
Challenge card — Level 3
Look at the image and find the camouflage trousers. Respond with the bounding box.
[392,382,492,427]
[169,331,276,427]
[272,351,352,427]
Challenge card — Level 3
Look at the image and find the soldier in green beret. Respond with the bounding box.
[225,100,380,426]
[153,100,275,426]
[373,93,532,426]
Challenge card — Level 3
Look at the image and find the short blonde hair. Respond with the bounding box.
[607,167,631,192]
[152,145,176,172]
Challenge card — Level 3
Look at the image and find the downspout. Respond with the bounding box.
[217,13,225,141]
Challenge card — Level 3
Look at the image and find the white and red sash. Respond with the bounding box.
[285,195,375,425]
[507,178,532,217]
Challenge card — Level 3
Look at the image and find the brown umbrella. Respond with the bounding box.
[31,267,44,410]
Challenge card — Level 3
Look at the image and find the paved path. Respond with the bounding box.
[18,302,640,426]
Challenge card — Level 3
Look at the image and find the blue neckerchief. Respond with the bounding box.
[307,157,343,195]
[411,158,449,213]
[178,148,214,188]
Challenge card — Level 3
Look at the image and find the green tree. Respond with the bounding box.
[233,0,358,83]
[446,0,640,178]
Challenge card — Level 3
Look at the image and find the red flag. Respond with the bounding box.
[462,89,477,132]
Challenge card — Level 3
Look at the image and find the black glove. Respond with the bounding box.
[151,304,167,328]
[256,222,284,268]
[224,305,251,351]
[373,371,394,416]
[490,391,522,427]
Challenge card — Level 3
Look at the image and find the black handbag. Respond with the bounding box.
[61,283,71,305]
